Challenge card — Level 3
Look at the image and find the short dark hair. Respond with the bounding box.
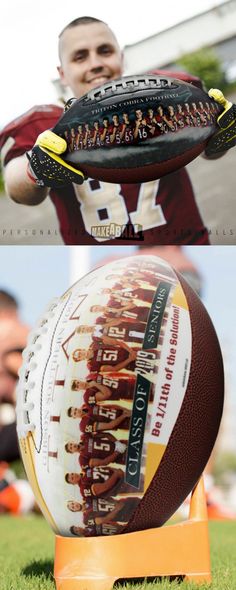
[70,525,79,535]
[59,16,107,39]
[0,290,18,311]
[65,443,72,453]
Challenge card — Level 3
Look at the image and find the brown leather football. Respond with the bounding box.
[124,271,224,532]
[16,256,224,537]
[52,75,222,183]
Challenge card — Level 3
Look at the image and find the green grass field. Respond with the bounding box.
[0,516,236,590]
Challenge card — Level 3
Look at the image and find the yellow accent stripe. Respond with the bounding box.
[19,435,60,533]
[144,442,166,492]
[217,108,233,124]
[214,124,236,138]
[224,132,236,143]
[39,146,85,180]
[172,284,189,310]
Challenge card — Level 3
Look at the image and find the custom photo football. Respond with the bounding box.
[16,255,224,537]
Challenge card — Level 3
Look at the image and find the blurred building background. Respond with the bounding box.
[123,0,236,82]
[52,0,236,100]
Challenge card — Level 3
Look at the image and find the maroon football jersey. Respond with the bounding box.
[79,452,126,468]
[109,124,122,144]
[83,386,102,405]
[80,416,130,435]
[79,455,90,468]
[88,340,158,375]
[79,434,115,462]
[0,79,210,246]
[99,126,110,145]
[176,112,185,128]
[82,130,92,149]
[84,374,136,403]
[79,405,129,434]
[83,496,140,521]
[79,466,120,498]
[74,130,84,150]
[145,116,158,137]
[79,435,127,467]
[134,119,148,141]
[95,321,146,344]
[83,522,124,536]
[90,127,101,147]
[121,123,134,143]
[88,340,133,373]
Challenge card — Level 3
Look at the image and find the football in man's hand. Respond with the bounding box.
[52,75,222,183]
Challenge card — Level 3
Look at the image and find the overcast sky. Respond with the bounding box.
[1,0,225,125]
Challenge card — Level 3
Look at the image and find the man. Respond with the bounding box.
[65,466,124,498]
[110,114,122,144]
[1,16,233,245]
[65,433,127,467]
[67,495,140,525]
[70,522,124,536]
[67,403,131,433]
[91,301,151,324]
[134,109,148,140]
[66,465,143,497]
[76,322,148,345]
[67,495,140,521]
[71,374,137,404]
[71,338,158,376]
[103,278,157,304]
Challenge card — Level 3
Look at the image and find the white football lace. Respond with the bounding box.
[19,298,59,435]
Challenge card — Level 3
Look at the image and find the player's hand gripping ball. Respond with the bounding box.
[16,256,224,537]
[27,130,85,189]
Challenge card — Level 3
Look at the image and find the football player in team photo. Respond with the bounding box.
[65,434,127,467]
[67,403,131,433]
[71,374,138,403]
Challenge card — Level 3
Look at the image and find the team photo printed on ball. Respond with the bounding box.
[16,254,224,538]
[42,75,222,185]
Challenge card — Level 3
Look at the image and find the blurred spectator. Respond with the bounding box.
[0,289,29,462]
[0,461,35,514]
[0,291,36,516]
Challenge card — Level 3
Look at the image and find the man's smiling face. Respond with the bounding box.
[58,22,123,99]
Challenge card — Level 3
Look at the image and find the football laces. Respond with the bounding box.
[17,298,59,435]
